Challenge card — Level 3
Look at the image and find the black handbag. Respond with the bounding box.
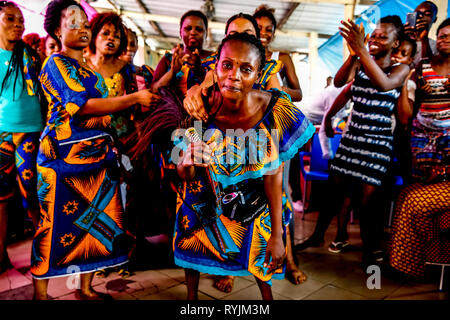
[220,180,268,225]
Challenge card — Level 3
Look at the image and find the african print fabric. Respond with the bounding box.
[330,66,401,186]
[389,181,450,278]
[0,131,40,210]
[411,60,449,181]
[30,54,129,279]
[172,89,315,284]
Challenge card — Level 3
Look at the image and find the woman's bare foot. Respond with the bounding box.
[213,275,235,293]
[286,261,307,285]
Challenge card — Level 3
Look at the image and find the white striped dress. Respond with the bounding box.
[330,65,401,186]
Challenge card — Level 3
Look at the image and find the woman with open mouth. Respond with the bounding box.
[31,0,156,300]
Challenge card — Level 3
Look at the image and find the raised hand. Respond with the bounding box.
[339,19,367,57]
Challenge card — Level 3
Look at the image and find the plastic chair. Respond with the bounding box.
[299,132,342,215]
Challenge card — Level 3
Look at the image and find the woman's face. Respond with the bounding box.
[45,37,60,57]
[56,6,91,50]
[255,16,274,48]
[216,40,261,105]
[95,23,121,56]
[368,23,398,57]
[0,6,24,43]
[180,16,206,51]
[436,25,450,55]
[226,18,257,37]
[120,30,138,63]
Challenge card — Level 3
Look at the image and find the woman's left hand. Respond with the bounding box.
[339,19,367,56]
[264,234,286,272]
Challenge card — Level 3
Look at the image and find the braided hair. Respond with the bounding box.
[44,0,86,47]
[225,13,260,39]
[0,1,29,100]
[217,32,266,72]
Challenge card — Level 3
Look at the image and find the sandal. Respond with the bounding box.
[328,241,349,253]
[94,269,110,278]
[117,267,132,278]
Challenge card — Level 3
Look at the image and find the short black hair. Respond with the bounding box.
[89,12,127,58]
[217,32,266,72]
[44,0,86,46]
[419,1,438,23]
[225,13,260,39]
[379,15,403,40]
[253,5,277,31]
[399,35,417,57]
[180,10,208,30]
[437,17,450,36]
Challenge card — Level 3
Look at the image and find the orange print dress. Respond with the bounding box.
[30,54,129,279]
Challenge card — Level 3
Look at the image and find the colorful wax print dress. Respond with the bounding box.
[172,90,315,284]
[389,59,450,278]
[410,59,449,180]
[203,52,283,91]
[330,65,401,186]
[31,54,129,279]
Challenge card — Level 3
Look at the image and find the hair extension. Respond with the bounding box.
[217,32,266,72]
[0,1,25,100]
[253,5,277,31]
[225,12,260,39]
[89,12,127,58]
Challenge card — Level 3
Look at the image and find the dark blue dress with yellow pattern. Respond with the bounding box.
[172,90,314,284]
[30,54,129,279]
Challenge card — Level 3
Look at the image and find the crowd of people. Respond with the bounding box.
[0,0,448,300]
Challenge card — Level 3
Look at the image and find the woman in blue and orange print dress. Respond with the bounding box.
[174,32,315,300]
[31,0,155,300]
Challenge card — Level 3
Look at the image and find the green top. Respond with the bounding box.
[0,48,43,132]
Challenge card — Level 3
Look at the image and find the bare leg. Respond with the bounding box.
[285,227,307,285]
[185,268,200,300]
[255,277,273,300]
[334,196,352,242]
[213,275,235,293]
[0,202,8,272]
[33,278,49,300]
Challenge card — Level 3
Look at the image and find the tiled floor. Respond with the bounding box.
[0,210,448,300]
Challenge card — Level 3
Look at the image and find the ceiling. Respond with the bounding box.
[85,0,376,53]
